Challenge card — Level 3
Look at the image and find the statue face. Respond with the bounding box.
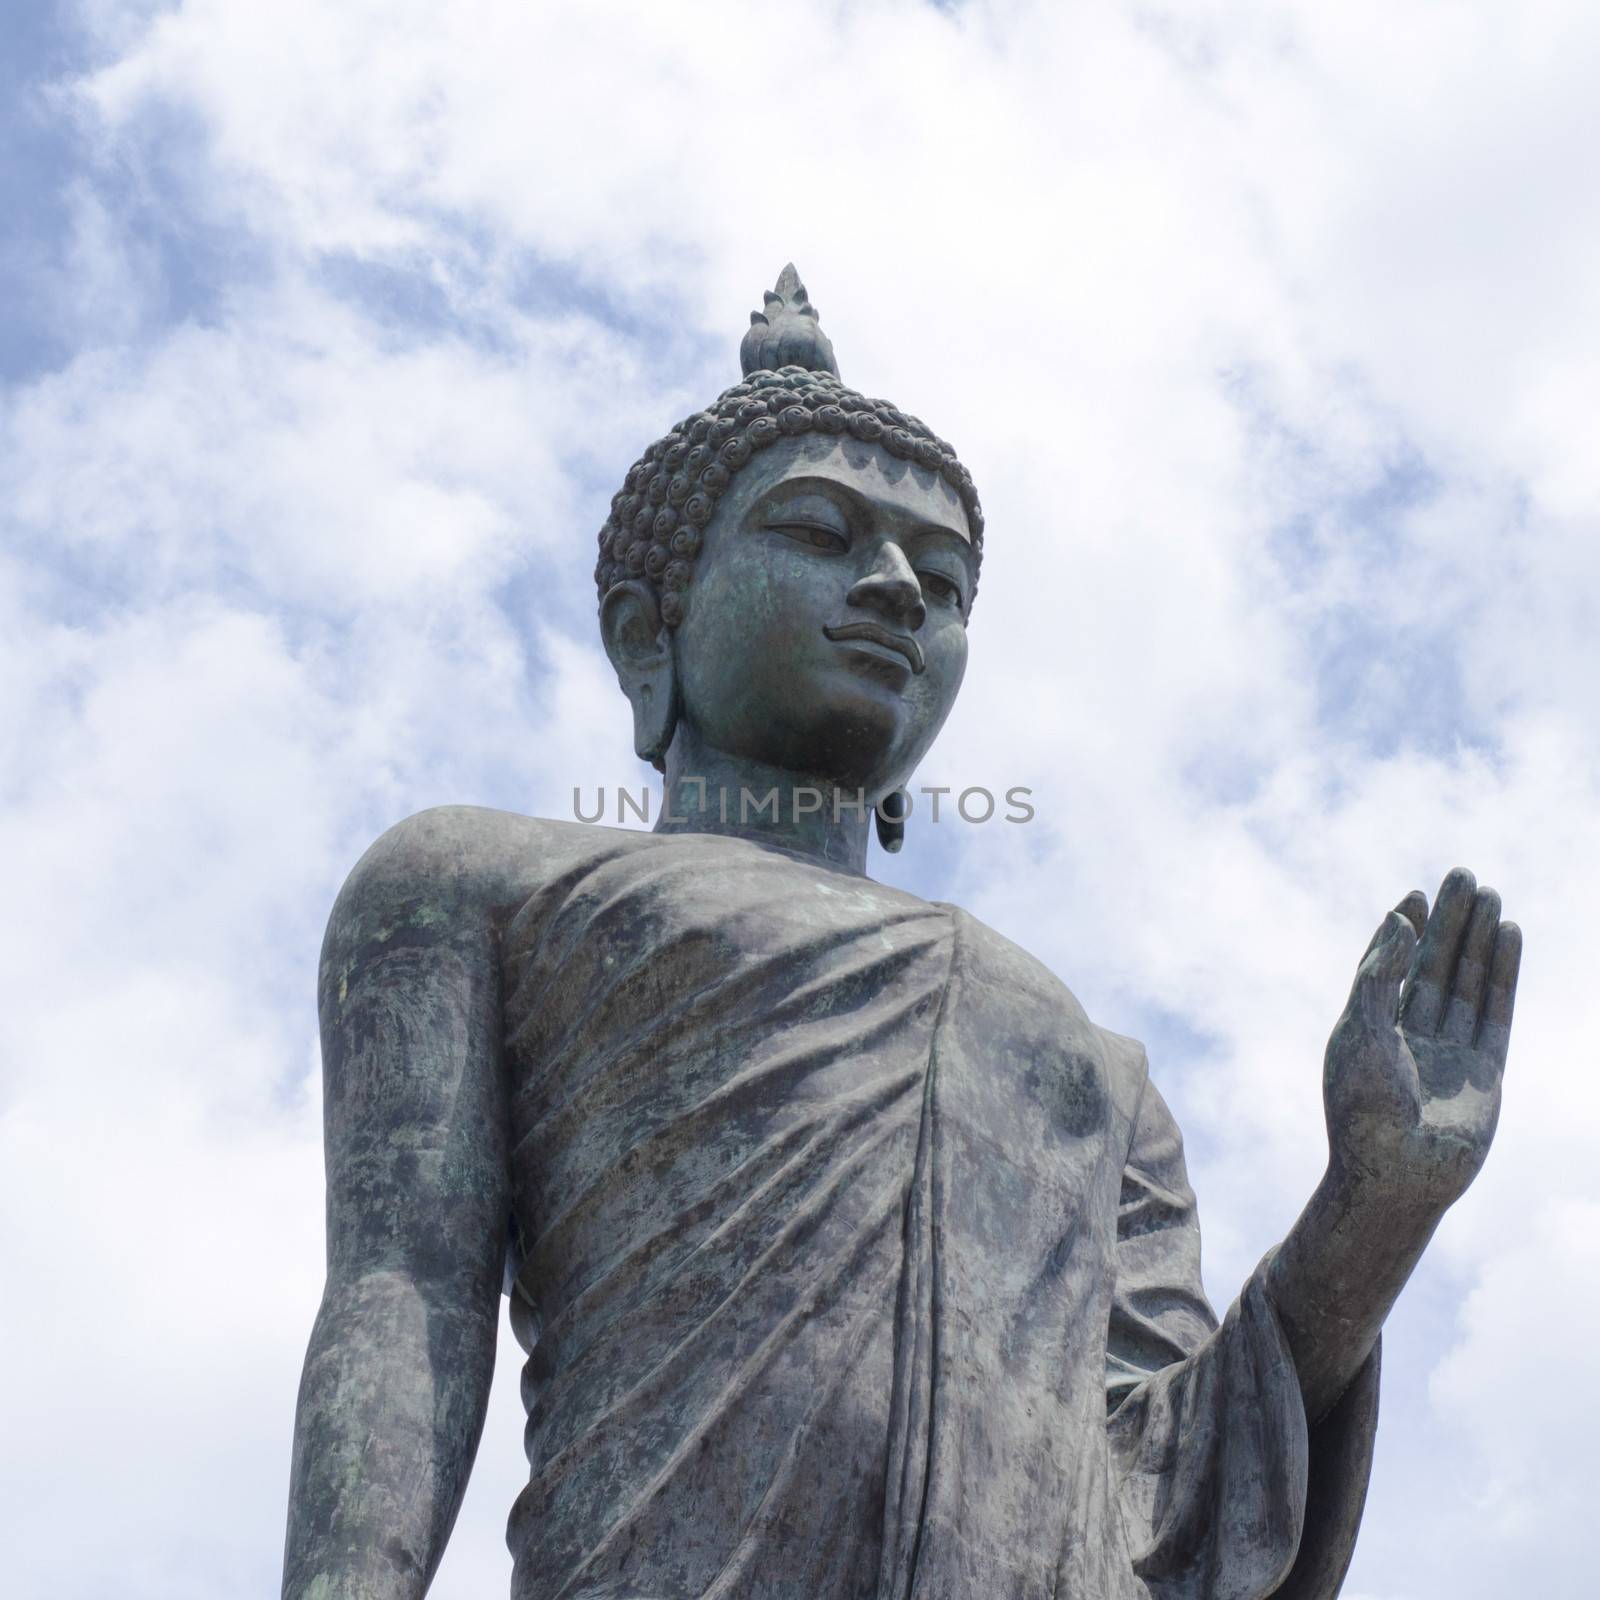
[671,433,975,795]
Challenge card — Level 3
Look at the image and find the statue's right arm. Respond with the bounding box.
[282,808,517,1600]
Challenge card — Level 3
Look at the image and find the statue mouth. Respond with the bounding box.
[823,621,926,675]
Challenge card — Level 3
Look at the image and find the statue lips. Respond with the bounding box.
[823,621,926,677]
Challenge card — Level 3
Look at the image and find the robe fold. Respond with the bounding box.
[498,828,1378,1599]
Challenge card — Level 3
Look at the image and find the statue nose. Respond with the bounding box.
[846,543,926,632]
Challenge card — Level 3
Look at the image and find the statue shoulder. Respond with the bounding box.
[1093,1023,1151,1100]
[1084,1021,1151,1139]
[322,805,610,973]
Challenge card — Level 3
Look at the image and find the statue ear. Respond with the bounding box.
[600,581,679,772]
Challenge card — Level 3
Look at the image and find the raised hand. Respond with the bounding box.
[1324,868,1521,1217]
[1263,869,1522,1423]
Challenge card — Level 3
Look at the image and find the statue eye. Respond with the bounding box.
[918,571,963,606]
[769,521,848,553]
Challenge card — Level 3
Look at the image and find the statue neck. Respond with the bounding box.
[653,724,872,875]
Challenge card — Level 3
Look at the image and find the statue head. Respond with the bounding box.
[597,266,984,823]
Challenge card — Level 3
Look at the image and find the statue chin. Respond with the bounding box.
[669,592,964,801]
[674,688,917,799]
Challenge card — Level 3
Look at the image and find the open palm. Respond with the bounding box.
[1324,868,1521,1214]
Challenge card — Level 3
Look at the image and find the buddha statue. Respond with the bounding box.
[282,267,1521,1600]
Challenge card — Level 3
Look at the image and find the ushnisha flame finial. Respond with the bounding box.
[740,263,840,380]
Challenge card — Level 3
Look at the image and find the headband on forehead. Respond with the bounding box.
[594,265,984,627]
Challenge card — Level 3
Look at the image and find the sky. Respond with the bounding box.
[2,2,1597,1596]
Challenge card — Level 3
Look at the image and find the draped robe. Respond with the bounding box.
[499,825,1379,1599]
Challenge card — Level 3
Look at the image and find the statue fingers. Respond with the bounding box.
[1394,889,1429,939]
[1400,867,1476,1036]
[1440,887,1501,1045]
[1361,891,1427,962]
[1475,920,1523,1066]
[1348,909,1417,1031]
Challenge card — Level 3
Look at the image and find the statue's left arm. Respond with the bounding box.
[1264,868,1520,1423]
[1103,869,1519,1599]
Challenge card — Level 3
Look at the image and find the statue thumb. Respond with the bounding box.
[1350,911,1415,1031]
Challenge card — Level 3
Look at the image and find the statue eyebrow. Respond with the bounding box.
[758,475,971,547]
[908,524,977,563]
[757,477,856,521]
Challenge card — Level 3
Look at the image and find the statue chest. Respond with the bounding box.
[495,834,1148,1597]
[497,834,1138,1338]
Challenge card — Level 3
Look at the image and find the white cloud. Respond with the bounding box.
[4,2,1597,1596]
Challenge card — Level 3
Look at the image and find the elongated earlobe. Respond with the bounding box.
[875,788,907,854]
[599,582,680,771]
